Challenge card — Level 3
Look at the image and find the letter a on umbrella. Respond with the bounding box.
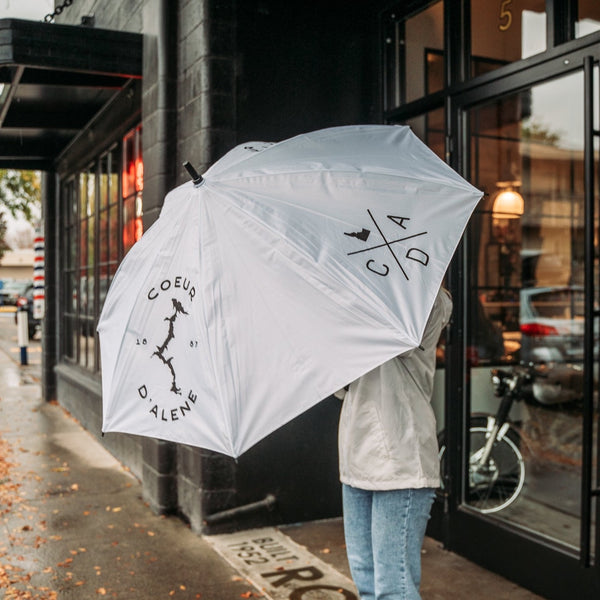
[98,125,482,458]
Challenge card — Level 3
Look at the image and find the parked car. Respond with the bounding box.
[519,285,595,405]
[13,283,40,339]
[1,279,30,306]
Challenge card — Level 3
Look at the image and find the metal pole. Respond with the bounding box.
[580,54,596,568]
[16,308,28,366]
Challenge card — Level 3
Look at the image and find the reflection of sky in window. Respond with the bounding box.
[522,11,546,60]
[576,19,600,38]
[528,73,594,151]
[522,12,600,151]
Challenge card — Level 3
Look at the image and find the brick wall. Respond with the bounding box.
[177,0,237,184]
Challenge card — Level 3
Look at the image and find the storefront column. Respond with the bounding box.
[138,0,180,515]
[141,0,178,227]
[41,170,58,403]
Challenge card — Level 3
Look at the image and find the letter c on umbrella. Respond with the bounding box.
[366,259,389,277]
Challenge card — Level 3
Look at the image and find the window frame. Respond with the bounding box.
[59,125,143,373]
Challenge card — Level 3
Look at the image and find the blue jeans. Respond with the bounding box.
[342,485,435,600]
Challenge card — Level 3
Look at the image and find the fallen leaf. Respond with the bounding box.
[57,558,73,567]
[97,587,107,595]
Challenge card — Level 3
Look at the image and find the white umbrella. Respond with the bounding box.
[98,125,482,458]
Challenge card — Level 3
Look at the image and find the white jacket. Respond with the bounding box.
[337,288,452,490]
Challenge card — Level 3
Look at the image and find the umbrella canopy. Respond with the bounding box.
[98,125,482,458]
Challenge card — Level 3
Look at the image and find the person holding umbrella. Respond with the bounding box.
[336,286,452,600]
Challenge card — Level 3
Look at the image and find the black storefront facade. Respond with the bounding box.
[0,1,598,598]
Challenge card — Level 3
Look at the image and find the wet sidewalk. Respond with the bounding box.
[0,322,545,599]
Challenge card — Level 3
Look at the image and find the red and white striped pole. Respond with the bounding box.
[33,223,45,321]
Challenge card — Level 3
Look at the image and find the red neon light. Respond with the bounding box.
[122,157,143,197]
[135,216,143,242]
[135,158,144,192]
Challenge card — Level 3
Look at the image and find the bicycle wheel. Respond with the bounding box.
[439,415,525,514]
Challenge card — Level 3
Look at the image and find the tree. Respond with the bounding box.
[0,170,41,221]
[0,170,41,256]
[0,211,9,262]
[521,120,562,146]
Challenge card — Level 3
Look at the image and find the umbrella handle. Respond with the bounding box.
[183,161,204,186]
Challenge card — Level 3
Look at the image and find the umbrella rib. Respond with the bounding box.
[211,168,478,194]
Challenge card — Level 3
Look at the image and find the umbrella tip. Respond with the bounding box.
[183,161,204,186]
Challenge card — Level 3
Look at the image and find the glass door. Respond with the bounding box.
[449,56,600,597]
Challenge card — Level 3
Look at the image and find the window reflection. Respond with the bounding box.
[60,126,143,373]
[405,109,445,161]
[576,0,600,38]
[384,1,444,109]
[122,125,144,255]
[471,0,546,76]
[465,70,596,547]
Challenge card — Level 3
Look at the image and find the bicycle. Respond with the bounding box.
[438,363,542,514]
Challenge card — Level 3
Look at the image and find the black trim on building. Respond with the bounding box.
[0,18,142,170]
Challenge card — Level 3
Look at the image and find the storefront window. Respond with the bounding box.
[62,180,77,363]
[465,70,597,548]
[78,168,95,369]
[576,0,600,38]
[60,125,143,372]
[404,108,445,160]
[122,125,144,255]
[384,1,444,109]
[98,149,120,313]
[471,0,546,77]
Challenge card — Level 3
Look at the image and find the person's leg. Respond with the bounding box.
[371,488,435,600]
[342,484,375,599]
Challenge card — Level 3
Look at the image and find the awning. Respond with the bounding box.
[0,18,142,170]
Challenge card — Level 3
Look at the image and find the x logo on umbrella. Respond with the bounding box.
[345,210,429,280]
